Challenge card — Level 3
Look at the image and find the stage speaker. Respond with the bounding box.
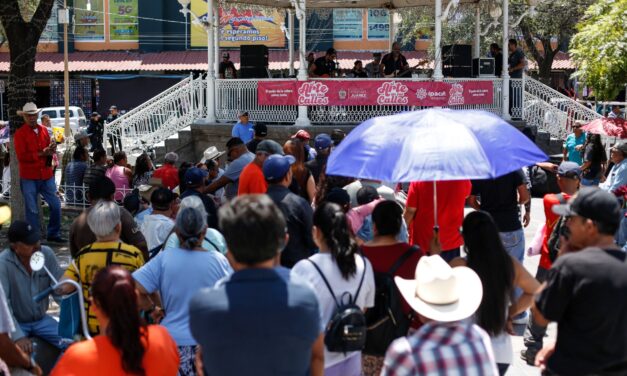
[239,67,270,79]
[442,44,472,67]
[443,66,472,78]
[240,45,269,68]
[472,58,495,77]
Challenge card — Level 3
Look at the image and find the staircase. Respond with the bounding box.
[523,76,602,153]
[105,74,604,161]
[104,74,206,163]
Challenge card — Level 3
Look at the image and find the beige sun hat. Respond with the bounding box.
[395,255,483,322]
[17,102,42,116]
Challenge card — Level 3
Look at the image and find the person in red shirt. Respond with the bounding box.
[152,152,179,190]
[13,102,64,242]
[238,140,284,196]
[403,180,471,262]
[521,161,580,365]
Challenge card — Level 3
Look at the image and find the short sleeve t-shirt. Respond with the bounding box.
[535,248,627,375]
[406,180,471,251]
[471,170,525,232]
[583,144,606,180]
[237,162,267,195]
[64,241,146,335]
[132,247,232,346]
[50,325,180,376]
[291,253,375,368]
[223,152,255,199]
[140,214,175,251]
[563,133,586,165]
[508,48,525,78]
[231,123,254,144]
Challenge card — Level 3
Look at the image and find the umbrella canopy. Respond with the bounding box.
[326,108,548,182]
[581,117,627,139]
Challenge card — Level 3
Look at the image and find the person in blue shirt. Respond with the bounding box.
[231,111,254,144]
[601,142,627,193]
[562,120,586,165]
[189,195,324,376]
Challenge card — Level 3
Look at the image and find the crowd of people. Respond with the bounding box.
[0,100,626,376]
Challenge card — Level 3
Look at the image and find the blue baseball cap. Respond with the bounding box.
[263,155,296,182]
[314,133,333,151]
[185,167,209,187]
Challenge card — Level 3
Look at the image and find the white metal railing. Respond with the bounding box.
[215,77,511,124]
[523,76,602,140]
[105,74,206,157]
[216,78,298,123]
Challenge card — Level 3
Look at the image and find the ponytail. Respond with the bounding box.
[314,202,358,279]
[91,267,146,375]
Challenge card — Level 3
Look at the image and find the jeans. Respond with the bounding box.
[18,315,64,349]
[581,177,600,186]
[20,177,61,239]
[523,266,549,354]
[440,247,461,263]
[500,228,525,319]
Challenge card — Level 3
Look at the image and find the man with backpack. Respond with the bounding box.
[521,161,581,365]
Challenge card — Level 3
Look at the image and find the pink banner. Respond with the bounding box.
[257,80,494,107]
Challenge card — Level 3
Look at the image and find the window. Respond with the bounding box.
[41,110,59,119]
[109,0,138,41]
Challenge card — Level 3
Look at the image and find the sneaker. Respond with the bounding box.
[520,349,537,366]
[46,236,67,244]
[512,311,528,325]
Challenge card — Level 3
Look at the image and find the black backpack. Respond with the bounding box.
[308,256,367,354]
[363,246,418,356]
[547,193,568,263]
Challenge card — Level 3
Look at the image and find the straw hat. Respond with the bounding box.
[395,255,483,322]
[0,205,11,225]
[17,102,42,116]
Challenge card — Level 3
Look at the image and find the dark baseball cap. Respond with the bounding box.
[325,187,350,207]
[553,187,621,228]
[263,155,295,182]
[557,161,581,179]
[185,167,209,187]
[8,220,40,245]
[256,140,284,156]
[314,133,333,151]
[254,124,268,137]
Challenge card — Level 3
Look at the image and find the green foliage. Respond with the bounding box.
[570,0,627,100]
[0,0,38,44]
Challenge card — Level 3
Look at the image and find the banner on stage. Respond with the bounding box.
[257,80,494,106]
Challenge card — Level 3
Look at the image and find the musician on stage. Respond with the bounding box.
[308,48,338,78]
[381,42,410,77]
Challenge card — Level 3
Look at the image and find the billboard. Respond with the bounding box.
[332,9,362,40]
[74,0,105,41]
[191,1,286,48]
[367,9,389,40]
[109,0,139,41]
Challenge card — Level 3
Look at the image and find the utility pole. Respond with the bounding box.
[62,0,70,141]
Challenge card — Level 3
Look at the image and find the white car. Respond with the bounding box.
[39,106,87,134]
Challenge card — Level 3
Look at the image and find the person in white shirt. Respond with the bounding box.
[292,202,375,376]
[608,105,624,119]
[141,187,176,251]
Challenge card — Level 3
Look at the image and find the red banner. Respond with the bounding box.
[257,80,494,107]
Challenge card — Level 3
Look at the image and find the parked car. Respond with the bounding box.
[39,106,87,135]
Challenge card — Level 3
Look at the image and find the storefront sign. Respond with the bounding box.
[109,0,139,41]
[367,9,389,40]
[333,9,363,40]
[258,80,494,107]
[74,0,105,41]
[191,1,286,48]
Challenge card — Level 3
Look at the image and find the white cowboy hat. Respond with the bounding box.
[201,146,225,163]
[17,102,42,116]
[395,255,483,322]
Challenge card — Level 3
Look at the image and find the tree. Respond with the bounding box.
[517,0,593,84]
[0,0,55,220]
[570,0,627,101]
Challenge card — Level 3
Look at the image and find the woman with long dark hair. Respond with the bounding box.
[448,211,539,375]
[132,153,154,188]
[581,133,607,186]
[292,202,375,376]
[51,266,179,375]
[133,206,232,376]
[284,138,316,203]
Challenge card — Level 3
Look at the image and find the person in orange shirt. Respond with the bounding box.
[153,152,180,190]
[51,266,179,376]
[238,140,285,196]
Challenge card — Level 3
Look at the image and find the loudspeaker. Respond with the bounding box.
[239,67,270,79]
[472,58,495,77]
[442,45,472,67]
[240,45,269,68]
[443,66,472,78]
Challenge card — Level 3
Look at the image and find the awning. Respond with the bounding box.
[221,0,478,8]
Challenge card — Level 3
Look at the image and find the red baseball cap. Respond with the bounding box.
[292,130,311,141]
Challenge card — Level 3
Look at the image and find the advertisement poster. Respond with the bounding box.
[191,1,286,48]
[332,9,363,40]
[109,0,139,41]
[367,9,389,40]
[258,80,494,107]
[74,0,105,41]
